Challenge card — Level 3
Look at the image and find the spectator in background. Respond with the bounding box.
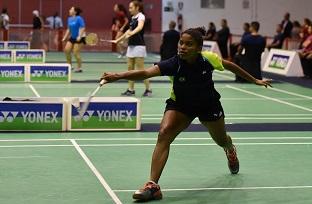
[160,21,180,61]
[0,8,9,40]
[299,26,312,78]
[113,4,129,58]
[267,24,284,50]
[281,12,293,40]
[46,12,63,50]
[292,21,302,40]
[236,21,266,82]
[46,12,63,29]
[230,22,250,60]
[217,19,230,59]
[203,22,217,41]
[300,18,312,47]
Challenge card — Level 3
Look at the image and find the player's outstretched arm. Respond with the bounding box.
[101,65,161,83]
[222,60,272,88]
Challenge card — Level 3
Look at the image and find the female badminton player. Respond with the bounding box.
[112,0,152,97]
[102,27,272,202]
[62,7,86,73]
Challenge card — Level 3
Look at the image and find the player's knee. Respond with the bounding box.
[158,127,172,143]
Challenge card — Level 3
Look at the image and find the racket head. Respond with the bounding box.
[85,33,99,46]
[77,96,93,120]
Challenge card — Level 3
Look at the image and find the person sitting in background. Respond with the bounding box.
[289,21,302,50]
[0,8,9,41]
[299,18,312,48]
[230,22,250,60]
[267,24,284,50]
[160,21,180,61]
[292,21,302,40]
[300,51,312,78]
[236,21,266,82]
[299,26,312,56]
[217,19,230,59]
[203,22,217,41]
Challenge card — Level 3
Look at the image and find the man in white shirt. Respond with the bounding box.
[0,8,9,40]
[46,12,63,29]
[0,8,9,30]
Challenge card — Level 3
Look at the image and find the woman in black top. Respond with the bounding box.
[102,27,271,202]
[113,0,152,97]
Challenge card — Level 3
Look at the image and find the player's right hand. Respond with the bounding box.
[101,72,119,83]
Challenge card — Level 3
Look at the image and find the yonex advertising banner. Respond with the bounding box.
[29,64,71,82]
[0,65,25,82]
[0,50,13,63]
[0,42,5,49]
[69,98,141,131]
[0,41,30,50]
[7,41,30,50]
[268,54,290,70]
[263,49,304,77]
[15,50,45,63]
[0,101,65,131]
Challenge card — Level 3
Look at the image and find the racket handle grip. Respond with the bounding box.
[99,79,107,86]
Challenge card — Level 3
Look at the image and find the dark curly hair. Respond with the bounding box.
[182,27,206,47]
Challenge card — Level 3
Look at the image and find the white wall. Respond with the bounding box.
[162,0,312,36]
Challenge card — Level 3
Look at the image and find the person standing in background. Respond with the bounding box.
[46,12,63,29]
[31,10,46,49]
[46,12,63,50]
[160,21,180,61]
[281,12,293,40]
[113,0,152,97]
[0,8,9,41]
[203,22,217,41]
[217,19,230,59]
[236,21,266,82]
[62,7,86,73]
[113,4,129,58]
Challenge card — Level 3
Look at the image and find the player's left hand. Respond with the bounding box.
[255,79,272,88]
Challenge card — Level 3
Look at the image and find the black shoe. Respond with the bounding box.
[224,145,239,174]
[121,89,135,96]
[133,181,163,201]
[142,89,152,97]
[74,69,83,73]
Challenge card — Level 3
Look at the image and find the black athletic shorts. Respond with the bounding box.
[69,37,86,44]
[165,98,225,122]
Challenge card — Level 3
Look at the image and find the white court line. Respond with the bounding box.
[70,139,122,204]
[143,113,312,116]
[1,136,312,142]
[143,98,311,101]
[268,87,312,100]
[0,156,47,159]
[114,185,312,192]
[226,85,312,112]
[1,142,312,148]
[142,117,312,120]
[28,84,40,97]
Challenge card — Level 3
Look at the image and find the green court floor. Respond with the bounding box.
[0,52,311,204]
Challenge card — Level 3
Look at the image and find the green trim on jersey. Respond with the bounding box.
[201,51,225,71]
[169,52,224,101]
